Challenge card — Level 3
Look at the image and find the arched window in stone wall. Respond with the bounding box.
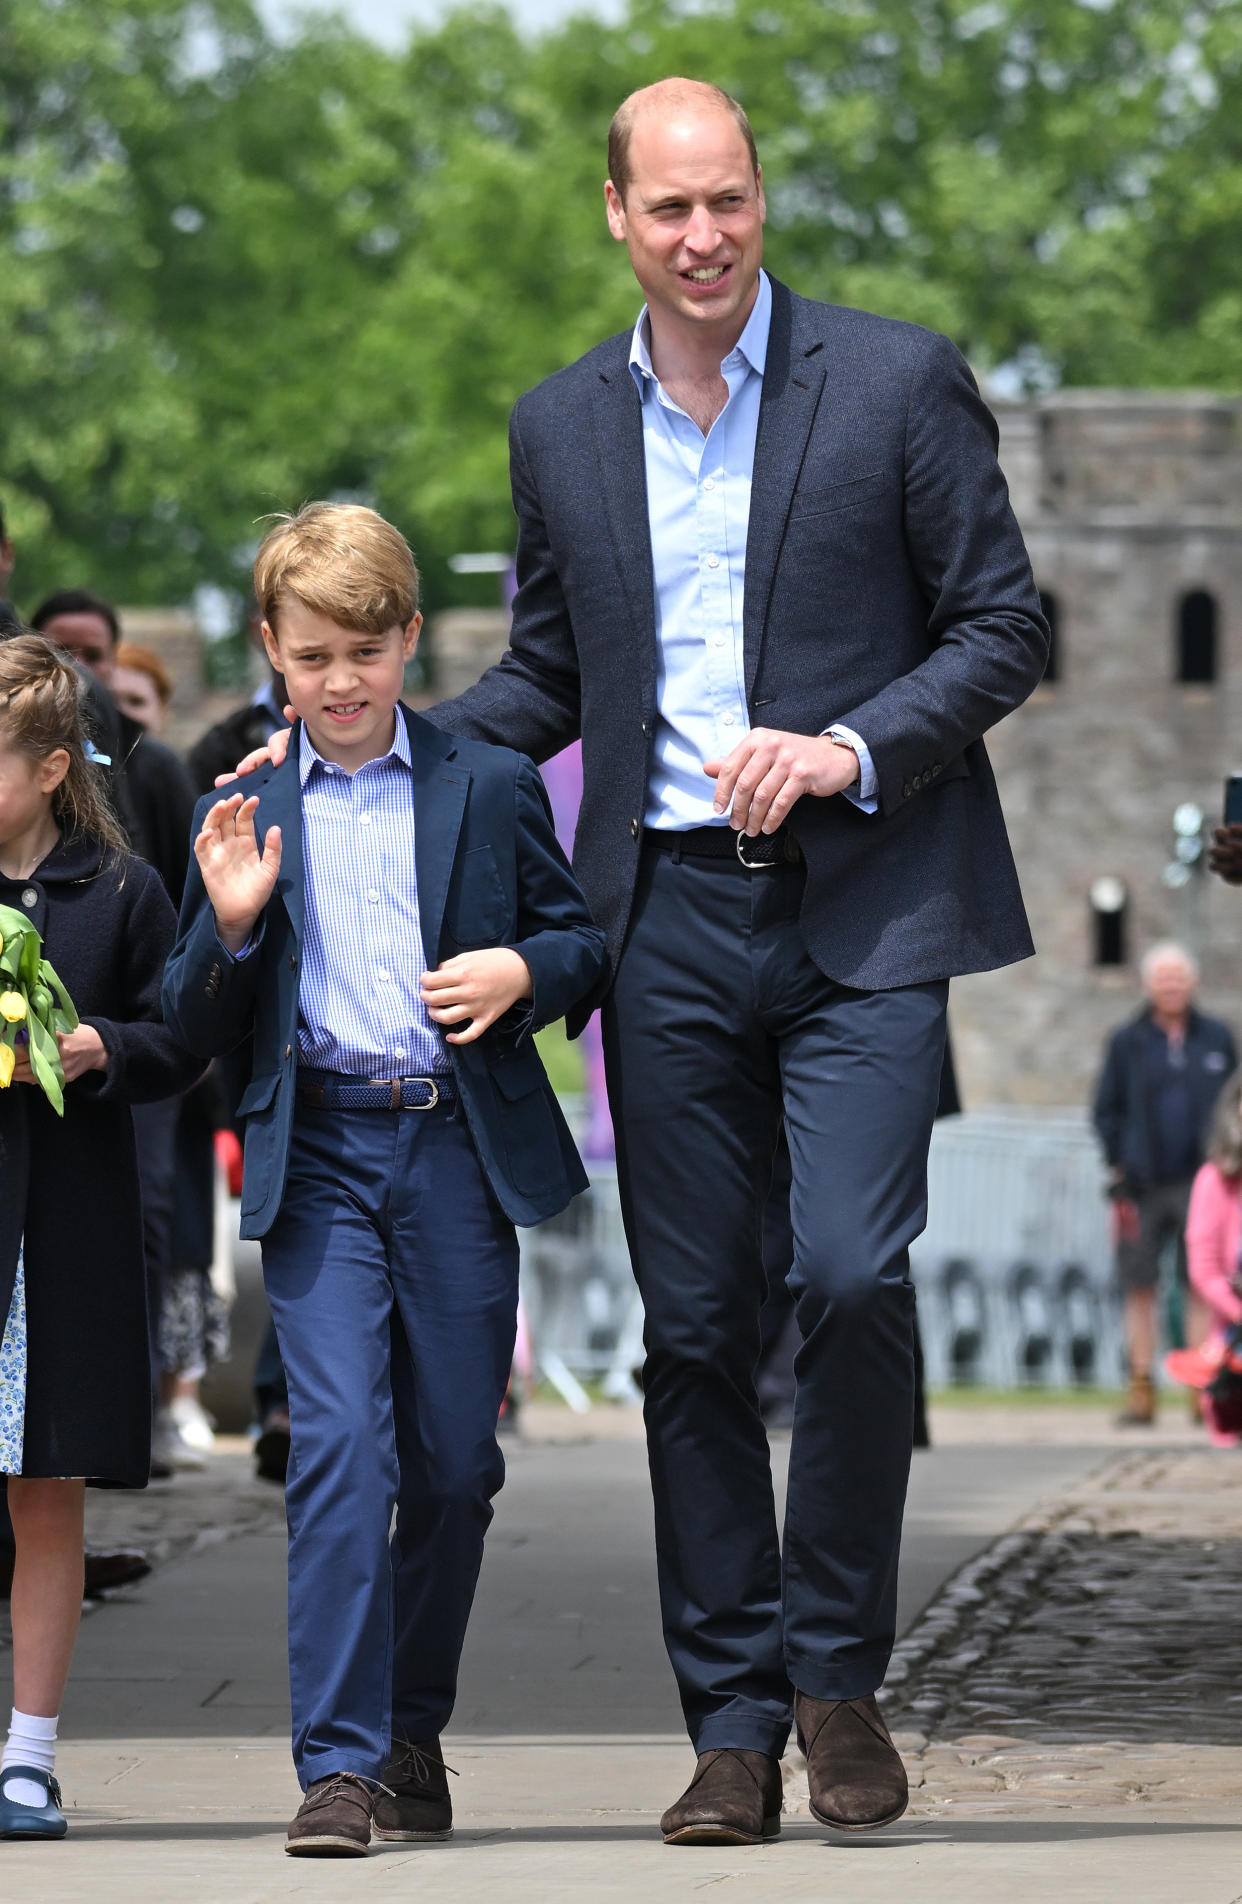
[1177,589,1218,684]
[1038,590,1060,684]
[1090,876,1128,968]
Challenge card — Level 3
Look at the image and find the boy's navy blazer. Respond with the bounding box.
[162,706,607,1237]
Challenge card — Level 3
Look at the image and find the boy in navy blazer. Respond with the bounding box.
[163,503,605,1857]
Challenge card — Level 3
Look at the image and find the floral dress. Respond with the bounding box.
[0,1239,28,1474]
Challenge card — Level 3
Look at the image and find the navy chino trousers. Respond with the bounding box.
[261,1100,519,1787]
[603,844,947,1758]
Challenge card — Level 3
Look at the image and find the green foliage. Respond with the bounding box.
[1,0,1239,612]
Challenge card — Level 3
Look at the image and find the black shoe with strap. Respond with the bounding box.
[372,1732,456,1841]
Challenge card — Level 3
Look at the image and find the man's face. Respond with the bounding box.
[39,611,116,684]
[1146,955,1196,1019]
[262,599,420,773]
[605,108,765,345]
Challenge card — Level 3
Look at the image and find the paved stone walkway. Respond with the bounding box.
[791,1443,1242,1821]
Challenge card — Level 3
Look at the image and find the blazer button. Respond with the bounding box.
[289,954,297,971]
[630,818,640,839]
[902,782,912,799]
[284,1043,293,1060]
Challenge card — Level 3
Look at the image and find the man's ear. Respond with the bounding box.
[604,180,627,243]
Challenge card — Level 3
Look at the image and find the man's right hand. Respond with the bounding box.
[1209,823,1242,885]
[216,709,295,785]
[195,794,282,954]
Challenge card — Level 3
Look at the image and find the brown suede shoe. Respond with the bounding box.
[372,1733,455,1841]
[795,1691,908,1832]
[285,1772,375,1856]
[660,1748,782,1846]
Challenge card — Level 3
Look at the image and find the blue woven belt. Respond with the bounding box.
[295,1068,453,1112]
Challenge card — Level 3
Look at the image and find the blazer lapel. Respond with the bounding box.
[590,345,658,701]
[405,707,469,968]
[743,278,828,703]
[255,728,305,948]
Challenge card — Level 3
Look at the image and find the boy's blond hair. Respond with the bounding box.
[254,502,420,635]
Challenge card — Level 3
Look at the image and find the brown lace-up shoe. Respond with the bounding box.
[372,1733,455,1841]
[285,1772,376,1856]
[660,1748,782,1846]
[795,1690,908,1832]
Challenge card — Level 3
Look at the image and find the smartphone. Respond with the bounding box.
[1227,776,1242,826]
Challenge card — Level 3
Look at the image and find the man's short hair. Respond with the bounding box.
[254,502,420,635]
[1140,940,1199,987]
[30,587,120,645]
[608,80,759,202]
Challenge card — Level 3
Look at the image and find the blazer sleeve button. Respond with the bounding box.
[902,782,912,799]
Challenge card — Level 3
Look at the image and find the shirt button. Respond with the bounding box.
[714,635,726,648]
[21,887,37,908]
[367,889,380,904]
[377,970,389,984]
[706,553,720,569]
[702,477,716,492]
[722,712,736,727]
[359,813,372,827]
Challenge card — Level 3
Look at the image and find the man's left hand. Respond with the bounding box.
[704,730,860,836]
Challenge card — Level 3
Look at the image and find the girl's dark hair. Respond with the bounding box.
[0,633,128,854]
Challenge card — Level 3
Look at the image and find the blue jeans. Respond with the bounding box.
[261,1101,519,1786]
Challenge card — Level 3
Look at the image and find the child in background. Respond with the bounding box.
[1174,1069,1242,1445]
[0,634,199,1840]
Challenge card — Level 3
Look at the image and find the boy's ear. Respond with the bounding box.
[260,619,282,672]
[402,613,423,662]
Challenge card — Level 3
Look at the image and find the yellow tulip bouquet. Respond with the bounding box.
[0,904,80,1114]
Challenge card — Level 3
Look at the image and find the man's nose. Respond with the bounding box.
[683,206,721,254]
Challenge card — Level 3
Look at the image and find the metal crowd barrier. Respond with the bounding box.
[519,1111,1126,1399]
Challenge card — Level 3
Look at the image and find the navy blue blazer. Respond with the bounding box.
[431,277,1049,1029]
[162,707,607,1237]
[1093,1007,1237,1192]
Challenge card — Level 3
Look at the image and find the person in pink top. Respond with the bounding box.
[1176,1071,1242,1444]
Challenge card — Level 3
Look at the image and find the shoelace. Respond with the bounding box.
[390,1738,459,1790]
[304,1771,393,1812]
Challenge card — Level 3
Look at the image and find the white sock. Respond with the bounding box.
[1,1708,58,1807]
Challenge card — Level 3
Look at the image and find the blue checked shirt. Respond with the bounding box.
[629,269,876,828]
[295,720,448,1078]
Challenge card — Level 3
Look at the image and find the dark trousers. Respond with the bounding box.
[603,846,947,1756]
[261,1102,519,1787]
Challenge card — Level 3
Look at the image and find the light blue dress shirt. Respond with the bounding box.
[295,720,448,1077]
[628,269,876,828]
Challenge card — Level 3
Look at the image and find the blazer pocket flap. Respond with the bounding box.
[490,1048,545,1101]
[789,471,884,523]
[236,1072,281,1118]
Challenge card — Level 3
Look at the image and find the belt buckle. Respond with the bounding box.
[735,829,780,870]
[403,1077,440,1111]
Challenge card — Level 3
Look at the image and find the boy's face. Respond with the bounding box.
[262,601,421,772]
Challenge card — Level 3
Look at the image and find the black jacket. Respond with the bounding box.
[431,276,1048,1028]
[1093,1007,1237,1191]
[0,839,202,1485]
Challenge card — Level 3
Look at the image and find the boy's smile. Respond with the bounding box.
[262,601,422,772]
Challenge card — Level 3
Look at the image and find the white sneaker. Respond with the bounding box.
[151,1408,206,1474]
[170,1395,217,1453]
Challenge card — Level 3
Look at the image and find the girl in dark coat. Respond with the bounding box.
[0,634,199,1839]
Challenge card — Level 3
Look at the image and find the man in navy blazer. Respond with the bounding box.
[428,81,1048,1843]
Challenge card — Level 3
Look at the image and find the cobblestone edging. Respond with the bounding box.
[784,1447,1242,1817]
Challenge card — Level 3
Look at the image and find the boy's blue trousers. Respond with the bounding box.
[261,1098,519,1788]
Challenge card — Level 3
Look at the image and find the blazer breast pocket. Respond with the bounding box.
[787,471,884,526]
[444,845,509,946]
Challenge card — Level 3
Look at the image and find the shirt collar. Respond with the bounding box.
[298,708,411,785]
[629,268,772,392]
